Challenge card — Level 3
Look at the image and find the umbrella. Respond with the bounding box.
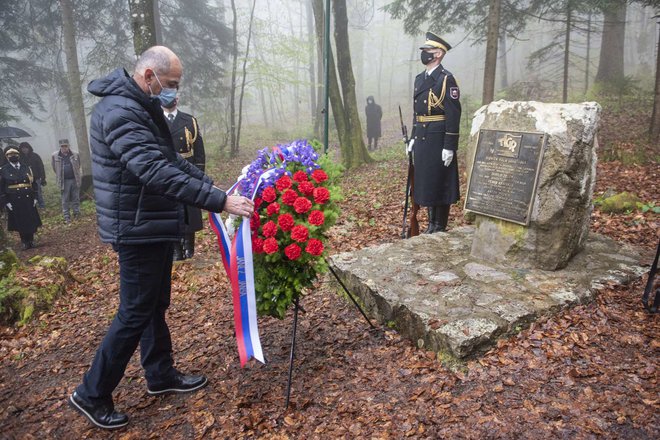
[0,126,31,139]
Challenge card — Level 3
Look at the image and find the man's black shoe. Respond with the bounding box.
[147,373,208,396]
[68,391,128,430]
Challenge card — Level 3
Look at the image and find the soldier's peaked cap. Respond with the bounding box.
[419,32,451,52]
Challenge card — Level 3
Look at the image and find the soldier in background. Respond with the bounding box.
[365,96,382,151]
[163,98,206,260]
[407,31,461,234]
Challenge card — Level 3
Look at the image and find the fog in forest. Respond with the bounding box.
[2,0,658,159]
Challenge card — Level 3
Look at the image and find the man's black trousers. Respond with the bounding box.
[76,242,177,404]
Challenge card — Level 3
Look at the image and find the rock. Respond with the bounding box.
[599,191,642,213]
[467,100,602,270]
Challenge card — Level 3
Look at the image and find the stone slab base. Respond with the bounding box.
[329,227,648,360]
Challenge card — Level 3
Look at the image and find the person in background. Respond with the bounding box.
[0,146,42,249]
[407,31,461,234]
[19,142,46,208]
[365,96,383,151]
[163,97,206,260]
[51,139,81,224]
[68,45,253,430]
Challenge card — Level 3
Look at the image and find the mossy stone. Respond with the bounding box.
[599,192,642,213]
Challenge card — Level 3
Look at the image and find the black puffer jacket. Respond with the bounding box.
[88,68,226,244]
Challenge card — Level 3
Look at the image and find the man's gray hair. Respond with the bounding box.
[135,46,172,75]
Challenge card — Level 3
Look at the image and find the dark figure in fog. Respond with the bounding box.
[68,45,254,430]
[408,32,461,233]
[0,147,42,249]
[19,142,46,208]
[162,97,206,261]
[365,96,382,150]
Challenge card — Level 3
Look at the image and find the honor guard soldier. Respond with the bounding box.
[0,146,42,249]
[407,32,461,233]
[163,97,206,260]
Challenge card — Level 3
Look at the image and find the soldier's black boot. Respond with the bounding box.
[183,234,195,259]
[173,241,184,261]
[424,207,436,234]
[431,205,450,233]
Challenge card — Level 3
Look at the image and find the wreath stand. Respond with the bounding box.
[284,265,375,409]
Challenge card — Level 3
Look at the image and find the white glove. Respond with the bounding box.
[5,203,12,211]
[33,199,38,207]
[406,139,415,154]
[442,149,454,167]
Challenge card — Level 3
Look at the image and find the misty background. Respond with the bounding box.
[2,0,658,163]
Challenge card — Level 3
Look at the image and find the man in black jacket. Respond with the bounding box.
[18,142,46,208]
[162,97,205,260]
[68,46,254,430]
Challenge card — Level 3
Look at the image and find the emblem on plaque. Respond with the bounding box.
[496,133,522,158]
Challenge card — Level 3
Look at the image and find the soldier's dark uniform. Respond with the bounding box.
[0,147,42,249]
[411,32,461,233]
[167,110,206,259]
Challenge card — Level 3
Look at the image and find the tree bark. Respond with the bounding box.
[332,0,371,168]
[59,0,92,194]
[650,23,660,143]
[229,0,238,157]
[128,0,158,55]
[498,31,508,89]
[235,0,256,158]
[562,4,571,103]
[305,0,317,131]
[595,1,627,84]
[311,0,351,160]
[482,0,501,104]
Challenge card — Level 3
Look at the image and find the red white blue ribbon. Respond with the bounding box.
[209,181,264,367]
[208,170,278,366]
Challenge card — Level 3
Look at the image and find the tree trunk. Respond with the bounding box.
[332,0,371,168]
[650,23,660,143]
[482,0,501,104]
[59,0,92,195]
[305,0,317,130]
[229,0,238,157]
[312,0,351,161]
[498,31,508,89]
[235,0,256,157]
[585,13,592,95]
[128,0,158,55]
[595,1,627,84]
[562,4,571,103]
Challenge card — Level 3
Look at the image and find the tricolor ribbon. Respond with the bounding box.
[208,169,279,366]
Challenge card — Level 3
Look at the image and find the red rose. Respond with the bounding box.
[261,220,278,238]
[311,169,328,183]
[282,189,298,206]
[298,181,315,196]
[293,197,312,214]
[293,171,308,182]
[308,210,325,226]
[305,239,324,256]
[254,197,263,209]
[278,213,294,232]
[263,237,279,254]
[313,187,330,205]
[266,202,280,216]
[291,225,309,243]
[284,243,302,260]
[276,175,293,191]
[250,213,261,231]
[252,236,264,254]
[262,186,277,203]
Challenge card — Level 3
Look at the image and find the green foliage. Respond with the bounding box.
[636,202,660,215]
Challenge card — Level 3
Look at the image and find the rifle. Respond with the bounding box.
[399,106,419,239]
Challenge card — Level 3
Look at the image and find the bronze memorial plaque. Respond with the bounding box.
[464,129,546,225]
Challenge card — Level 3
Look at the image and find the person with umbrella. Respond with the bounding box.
[0,146,42,249]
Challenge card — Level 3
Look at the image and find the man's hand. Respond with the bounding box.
[407,139,415,155]
[5,203,12,211]
[223,195,254,217]
[442,149,454,167]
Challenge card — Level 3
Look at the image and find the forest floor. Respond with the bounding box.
[0,102,658,439]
